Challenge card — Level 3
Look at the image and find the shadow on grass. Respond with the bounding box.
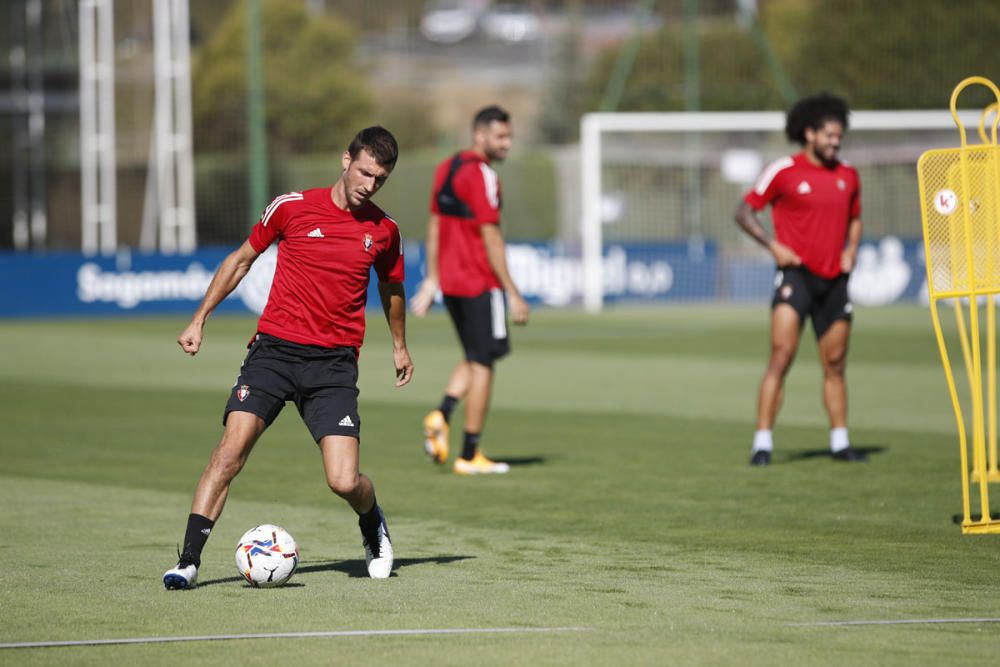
[951,512,1000,524]
[298,555,475,579]
[783,445,886,463]
[496,456,547,468]
[197,555,474,586]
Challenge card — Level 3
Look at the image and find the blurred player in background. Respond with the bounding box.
[163,126,412,589]
[410,105,529,475]
[735,93,866,466]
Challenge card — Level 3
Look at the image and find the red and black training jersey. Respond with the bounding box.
[744,152,861,279]
[430,150,502,297]
[247,187,404,351]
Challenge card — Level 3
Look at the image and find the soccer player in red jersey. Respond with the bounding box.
[735,93,867,466]
[410,106,529,475]
[163,127,413,588]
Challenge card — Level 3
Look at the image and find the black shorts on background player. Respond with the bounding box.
[224,334,361,441]
[771,266,852,339]
[444,290,510,365]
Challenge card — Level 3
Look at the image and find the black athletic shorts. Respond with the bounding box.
[444,288,510,366]
[771,266,853,340]
[223,333,361,442]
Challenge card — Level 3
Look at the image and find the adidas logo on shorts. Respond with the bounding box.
[339,415,355,427]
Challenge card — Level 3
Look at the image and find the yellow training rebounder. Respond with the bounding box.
[917,76,1000,534]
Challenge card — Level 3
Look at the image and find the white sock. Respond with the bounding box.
[752,429,773,452]
[830,427,850,453]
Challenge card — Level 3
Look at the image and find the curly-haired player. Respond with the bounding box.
[735,93,866,466]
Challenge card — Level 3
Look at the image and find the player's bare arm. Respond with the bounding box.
[379,280,414,387]
[178,240,261,356]
[841,217,863,273]
[734,201,802,268]
[410,213,440,317]
[481,223,529,325]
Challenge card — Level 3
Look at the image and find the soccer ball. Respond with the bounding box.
[235,524,300,588]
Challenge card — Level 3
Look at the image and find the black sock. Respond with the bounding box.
[461,431,480,460]
[181,513,214,567]
[357,497,381,539]
[439,395,459,423]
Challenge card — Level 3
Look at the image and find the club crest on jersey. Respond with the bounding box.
[237,385,250,402]
[363,233,373,252]
[836,178,846,191]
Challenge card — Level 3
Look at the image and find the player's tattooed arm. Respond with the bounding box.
[734,201,801,268]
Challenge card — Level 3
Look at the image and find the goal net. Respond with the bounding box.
[579,110,984,312]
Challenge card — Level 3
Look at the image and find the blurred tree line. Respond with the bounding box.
[191,0,1000,151]
[183,0,1000,243]
[5,0,996,248]
[192,0,438,153]
[193,0,372,154]
[579,0,1000,116]
[190,0,446,244]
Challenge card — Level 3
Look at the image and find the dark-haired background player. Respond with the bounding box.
[410,105,529,475]
[735,93,866,466]
[163,126,412,588]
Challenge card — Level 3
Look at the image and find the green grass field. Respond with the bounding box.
[2,305,998,665]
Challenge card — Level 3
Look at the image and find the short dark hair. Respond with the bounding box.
[473,105,510,129]
[785,93,849,145]
[348,126,398,168]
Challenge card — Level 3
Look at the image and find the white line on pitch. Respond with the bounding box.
[0,627,588,650]
[787,617,1000,627]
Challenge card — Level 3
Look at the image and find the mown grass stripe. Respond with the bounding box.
[0,627,588,650]
[787,618,1000,627]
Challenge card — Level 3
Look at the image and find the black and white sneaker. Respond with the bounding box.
[163,559,198,590]
[361,506,393,579]
[749,450,771,466]
[832,447,868,462]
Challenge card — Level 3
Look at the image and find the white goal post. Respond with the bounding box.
[580,110,984,313]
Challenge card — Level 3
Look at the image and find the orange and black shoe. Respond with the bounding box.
[453,451,510,475]
[423,410,449,464]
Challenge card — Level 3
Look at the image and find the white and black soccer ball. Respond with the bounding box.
[234,524,299,588]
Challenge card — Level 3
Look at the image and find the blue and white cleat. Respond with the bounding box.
[163,561,198,590]
[362,507,394,579]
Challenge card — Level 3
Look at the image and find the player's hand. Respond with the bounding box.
[769,241,802,268]
[393,346,413,387]
[177,321,204,356]
[510,294,530,325]
[840,248,856,273]
[409,279,438,317]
